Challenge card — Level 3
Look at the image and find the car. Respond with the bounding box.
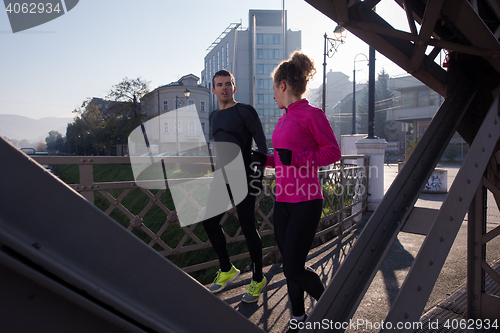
[158,152,177,157]
[179,151,207,156]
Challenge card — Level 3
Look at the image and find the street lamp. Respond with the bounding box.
[322,25,346,113]
[352,53,369,134]
[175,88,191,155]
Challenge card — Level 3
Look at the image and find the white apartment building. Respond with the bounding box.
[140,74,210,154]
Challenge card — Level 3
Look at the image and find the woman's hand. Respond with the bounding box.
[275,148,292,165]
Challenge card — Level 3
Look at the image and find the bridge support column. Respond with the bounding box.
[356,138,387,211]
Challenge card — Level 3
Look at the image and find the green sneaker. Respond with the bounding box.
[242,276,267,303]
[208,265,240,293]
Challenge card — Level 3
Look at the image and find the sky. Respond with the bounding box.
[0,0,413,121]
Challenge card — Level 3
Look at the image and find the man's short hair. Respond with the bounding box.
[212,69,235,87]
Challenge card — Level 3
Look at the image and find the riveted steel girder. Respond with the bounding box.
[307,71,477,331]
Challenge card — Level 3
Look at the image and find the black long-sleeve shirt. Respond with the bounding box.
[209,103,267,180]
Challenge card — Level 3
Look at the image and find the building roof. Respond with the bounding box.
[206,22,241,52]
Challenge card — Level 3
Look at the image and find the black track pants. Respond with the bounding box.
[274,199,324,316]
[202,192,263,282]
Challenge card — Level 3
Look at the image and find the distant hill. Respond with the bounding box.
[0,114,74,142]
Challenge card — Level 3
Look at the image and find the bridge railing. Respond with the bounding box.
[32,154,369,274]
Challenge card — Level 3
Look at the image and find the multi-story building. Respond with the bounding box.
[333,74,466,161]
[387,75,466,160]
[140,74,210,154]
[201,10,301,145]
[323,70,353,116]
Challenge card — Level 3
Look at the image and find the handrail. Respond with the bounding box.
[32,154,369,274]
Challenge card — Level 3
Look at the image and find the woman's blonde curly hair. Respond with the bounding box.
[271,51,316,96]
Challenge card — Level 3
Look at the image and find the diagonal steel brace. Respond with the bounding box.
[308,76,477,331]
[382,93,500,331]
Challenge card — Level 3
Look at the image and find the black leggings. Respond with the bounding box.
[274,199,324,316]
[202,192,263,282]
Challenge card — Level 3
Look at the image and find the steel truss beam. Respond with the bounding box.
[306,0,500,96]
[381,93,500,332]
[307,71,478,330]
[468,166,500,320]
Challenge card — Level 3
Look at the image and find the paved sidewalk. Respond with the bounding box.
[214,164,500,332]
[348,164,500,332]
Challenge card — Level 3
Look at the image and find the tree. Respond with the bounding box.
[358,69,396,140]
[106,77,150,119]
[357,86,369,134]
[69,98,106,155]
[45,130,64,152]
[36,140,46,152]
[65,77,150,156]
[104,77,150,153]
[375,69,396,140]
[444,142,460,162]
[18,139,31,148]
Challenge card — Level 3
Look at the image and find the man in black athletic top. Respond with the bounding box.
[203,69,268,303]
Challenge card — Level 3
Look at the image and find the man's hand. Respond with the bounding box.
[251,150,267,166]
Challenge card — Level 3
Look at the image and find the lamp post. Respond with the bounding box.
[322,25,346,113]
[352,53,369,134]
[175,88,191,155]
[83,130,90,156]
[367,46,376,138]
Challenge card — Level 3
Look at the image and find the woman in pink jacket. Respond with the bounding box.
[252,51,341,328]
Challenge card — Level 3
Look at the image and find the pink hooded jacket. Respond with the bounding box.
[264,99,341,203]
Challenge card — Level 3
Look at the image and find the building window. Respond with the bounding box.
[256,64,277,75]
[221,47,225,68]
[273,34,281,44]
[429,89,441,106]
[175,121,182,133]
[257,49,271,59]
[201,101,205,112]
[257,79,272,90]
[257,33,268,44]
[163,122,169,133]
[257,33,263,44]
[256,94,273,104]
[273,49,281,59]
[257,64,264,74]
[188,120,196,136]
[188,99,195,111]
[402,92,415,108]
[418,90,429,107]
[217,51,220,71]
[201,121,206,134]
[163,101,168,111]
[226,42,229,66]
